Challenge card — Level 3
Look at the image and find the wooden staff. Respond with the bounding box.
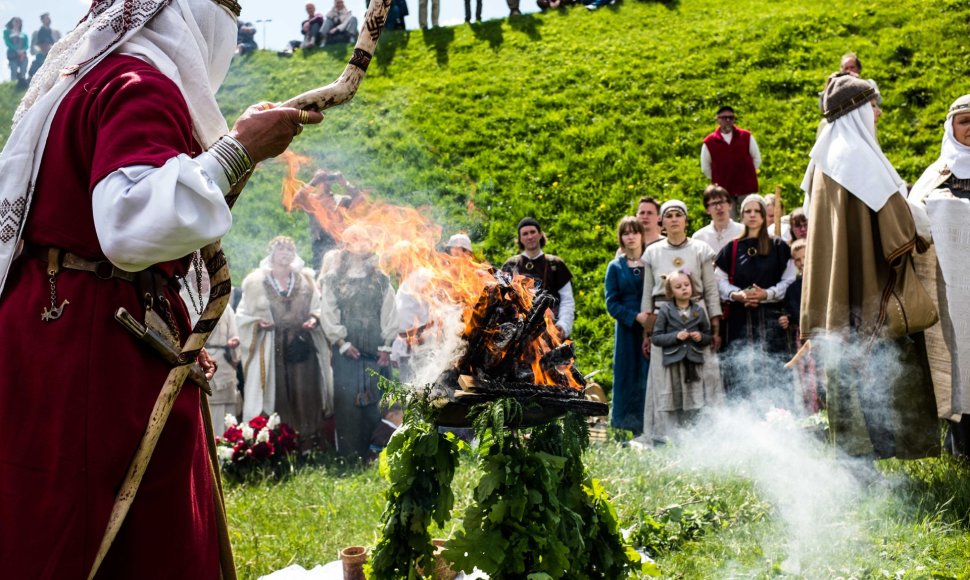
[773,184,782,238]
[87,1,394,578]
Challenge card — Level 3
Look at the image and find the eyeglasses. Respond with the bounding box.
[717,115,736,121]
[706,200,728,208]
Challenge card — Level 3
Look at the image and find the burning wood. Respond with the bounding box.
[433,271,605,426]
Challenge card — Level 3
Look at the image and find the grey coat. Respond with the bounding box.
[651,301,712,366]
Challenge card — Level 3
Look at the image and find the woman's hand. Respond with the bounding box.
[228,337,240,348]
[676,330,689,341]
[641,337,651,359]
[303,316,318,330]
[378,352,391,367]
[258,320,274,330]
[779,315,790,330]
[343,344,361,359]
[689,331,702,342]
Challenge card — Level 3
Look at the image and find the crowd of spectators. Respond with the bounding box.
[4,13,58,89]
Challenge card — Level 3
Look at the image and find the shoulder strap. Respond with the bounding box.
[729,239,739,285]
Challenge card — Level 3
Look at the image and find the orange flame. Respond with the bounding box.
[279,152,581,390]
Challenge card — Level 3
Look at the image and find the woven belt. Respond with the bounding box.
[23,244,138,283]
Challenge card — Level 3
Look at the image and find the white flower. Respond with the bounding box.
[217,446,234,462]
[242,424,255,441]
[224,414,238,428]
[267,413,281,430]
[256,427,270,443]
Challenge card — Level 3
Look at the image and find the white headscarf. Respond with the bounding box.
[939,94,970,179]
[0,0,236,297]
[801,102,907,212]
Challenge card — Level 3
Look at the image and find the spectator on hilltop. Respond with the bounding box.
[368,0,408,30]
[418,0,439,29]
[28,13,60,83]
[692,185,744,255]
[465,0,482,22]
[287,2,326,52]
[537,0,578,10]
[701,105,762,215]
[236,19,257,55]
[4,17,29,88]
[320,0,359,45]
[502,217,576,338]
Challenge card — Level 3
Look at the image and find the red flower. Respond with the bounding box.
[223,425,244,443]
[251,441,275,460]
[249,416,269,431]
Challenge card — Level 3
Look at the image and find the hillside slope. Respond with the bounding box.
[0,0,963,382]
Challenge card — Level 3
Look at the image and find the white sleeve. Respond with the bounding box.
[764,260,797,302]
[92,153,232,272]
[749,135,762,169]
[715,266,740,301]
[700,143,712,179]
[556,281,575,337]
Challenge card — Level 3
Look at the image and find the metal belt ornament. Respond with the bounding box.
[86,1,393,578]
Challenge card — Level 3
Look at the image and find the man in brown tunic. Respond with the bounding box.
[801,73,940,460]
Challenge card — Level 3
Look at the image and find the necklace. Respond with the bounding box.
[667,237,689,248]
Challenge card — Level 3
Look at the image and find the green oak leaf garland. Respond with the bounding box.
[369,381,645,579]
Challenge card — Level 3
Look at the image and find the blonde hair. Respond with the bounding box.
[662,270,692,299]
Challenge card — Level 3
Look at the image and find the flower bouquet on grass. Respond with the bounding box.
[216,413,299,483]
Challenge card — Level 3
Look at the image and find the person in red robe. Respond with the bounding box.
[0,0,322,577]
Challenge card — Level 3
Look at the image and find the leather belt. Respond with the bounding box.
[23,244,138,283]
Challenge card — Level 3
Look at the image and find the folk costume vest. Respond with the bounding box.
[703,128,758,199]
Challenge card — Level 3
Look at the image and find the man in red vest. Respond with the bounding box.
[700,106,762,214]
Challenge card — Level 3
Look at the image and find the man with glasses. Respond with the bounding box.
[700,105,762,215]
[692,184,744,254]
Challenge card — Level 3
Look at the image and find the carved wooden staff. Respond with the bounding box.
[87,1,393,578]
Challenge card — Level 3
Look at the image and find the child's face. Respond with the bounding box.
[792,247,806,273]
[670,273,693,301]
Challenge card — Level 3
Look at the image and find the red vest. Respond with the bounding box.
[703,128,759,198]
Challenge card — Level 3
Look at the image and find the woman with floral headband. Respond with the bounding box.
[236,236,333,451]
[0,0,322,576]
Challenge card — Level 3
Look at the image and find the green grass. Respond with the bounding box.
[224,442,970,578]
[2,0,968,387]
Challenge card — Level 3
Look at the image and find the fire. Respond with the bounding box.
[279,152,582,390]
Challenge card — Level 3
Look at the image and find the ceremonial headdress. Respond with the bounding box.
[659,199,687,217]
[0,0,238,297]
[801,73,906,212]
[940,94,970,179]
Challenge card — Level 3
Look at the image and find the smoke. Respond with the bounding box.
[648,332,924,573]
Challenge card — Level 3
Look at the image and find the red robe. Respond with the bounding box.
[0,55,219,578]
[703,128,759,199]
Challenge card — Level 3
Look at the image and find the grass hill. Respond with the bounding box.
[0,0,965,384]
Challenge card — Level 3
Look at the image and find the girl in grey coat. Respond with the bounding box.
[652,270,712,383]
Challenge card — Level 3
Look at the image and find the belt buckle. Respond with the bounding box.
[93,260,115,280]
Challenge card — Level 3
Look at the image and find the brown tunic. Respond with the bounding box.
[801,169,939,459]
